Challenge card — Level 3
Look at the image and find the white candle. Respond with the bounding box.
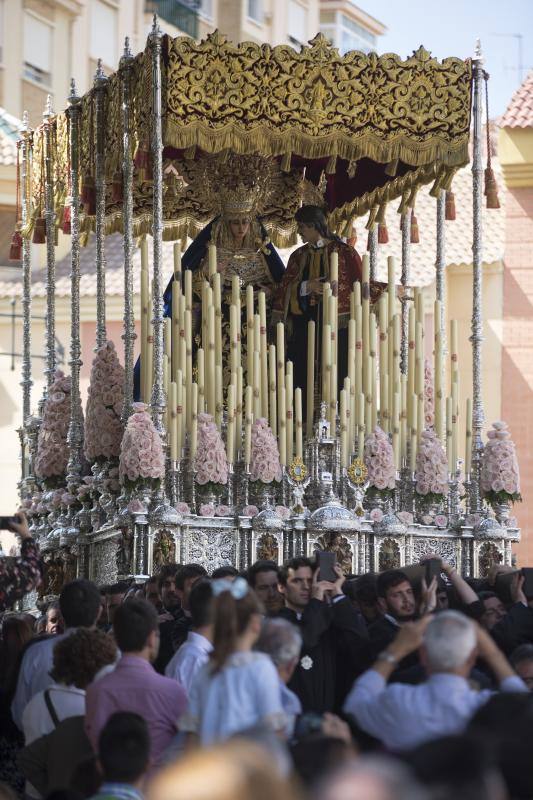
[215,364,223,430]
[244,384,253,465]
[176,370,183,458]
[190,382,198,461]
[269,344,277,435]
[295,387,303,459]
[169,381,178,460]
[208,243,217,278]
[286,364,294,465]
[197,347,205,413]
[278,385,286,466]
[306,320,315,439]
[226,384,235,464]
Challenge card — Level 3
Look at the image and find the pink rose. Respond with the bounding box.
[421,515,434,526]
[370,508,384,522]
[435,515,448,528]
[200,503,215,517]
[215,505,231,517]
[176,502,190,514]
[243,505,259,517]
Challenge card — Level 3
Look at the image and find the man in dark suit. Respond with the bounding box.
[275,556,367,713]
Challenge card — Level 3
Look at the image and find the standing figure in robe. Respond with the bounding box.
[168,186,285,386]
[272,205,363,410]
[134,187,286,399]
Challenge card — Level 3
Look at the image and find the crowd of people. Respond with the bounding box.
[2,524,533,800]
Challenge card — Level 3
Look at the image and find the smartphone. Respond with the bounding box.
[521,568,533,600]
[0,515,19,532]
[425,558,445,588]
[316,550,337,583]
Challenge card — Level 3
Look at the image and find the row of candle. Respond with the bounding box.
[139,242,472,476]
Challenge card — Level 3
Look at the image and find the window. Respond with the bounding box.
[90,0,117,68]
[247,0,263,23]
[288,0,307,47]
[339,15,376,55]
[198,0,213,18]
[24,13,52,86]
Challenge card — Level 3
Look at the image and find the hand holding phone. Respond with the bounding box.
[316,550,337,583]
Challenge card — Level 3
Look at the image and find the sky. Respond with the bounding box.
[366,0,533,117]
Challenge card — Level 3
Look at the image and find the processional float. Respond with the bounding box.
[14,20,521,595]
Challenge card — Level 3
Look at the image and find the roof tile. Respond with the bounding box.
[500,71,533,129]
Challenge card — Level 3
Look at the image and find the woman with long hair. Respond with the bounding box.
[179,578,285,746]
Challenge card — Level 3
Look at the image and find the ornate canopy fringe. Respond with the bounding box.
[25,31,473,243]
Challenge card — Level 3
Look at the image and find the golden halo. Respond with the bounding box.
[289,456,307,483]
[348,458,368,486]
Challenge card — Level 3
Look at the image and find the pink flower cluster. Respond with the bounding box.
[85,341,125,461]
[176,502,190,514]
[35,371,72,479]
[363,426,396,491]
[194,413,228,486]
[424,359,435,428]
[250,418,282,484]
[397,511,414,526]
[415,428,448,497]
[242,505,259,517]
[275,505,290,520]
[119,402,165,484]
[481,421,520,496]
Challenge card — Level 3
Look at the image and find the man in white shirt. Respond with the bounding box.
[12,579,102,729]
[343,610,528,752]
[165,579,213,693]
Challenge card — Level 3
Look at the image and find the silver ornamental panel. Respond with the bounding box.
[183,527,238,571]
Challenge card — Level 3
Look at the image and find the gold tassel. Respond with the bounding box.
[445,190,456,221]
[9,228,22,261]
[410,213,419,244]
[32,217,46,244]
[281,152,292,172]
[377,204,388,244]
[326,154,337,174]
[484,166,500,209]
[385,158,399,177]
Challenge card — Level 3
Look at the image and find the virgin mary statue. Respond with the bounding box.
[134,153,303,395]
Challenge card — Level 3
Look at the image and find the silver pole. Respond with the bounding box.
[470,43,485,513]
[149,15,165,437]
[435,190,446,345]
[20,112,33,425]
[43,96,56,392]
[94,59,108,349]
[120,38,136,422]
[368,225,377,282]
[400,208,411,374]
[66,79,84,488]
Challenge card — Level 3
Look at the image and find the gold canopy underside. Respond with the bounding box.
[25,32,473,244]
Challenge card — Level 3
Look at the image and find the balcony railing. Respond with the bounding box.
[146,0,199,38]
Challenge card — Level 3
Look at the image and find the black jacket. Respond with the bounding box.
[276,597,368,713]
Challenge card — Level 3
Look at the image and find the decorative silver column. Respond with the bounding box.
[400,208,411,374]
[66,80,84,488]
[435,190,446,343]
[20,112,33,425]
[149,15,165,436]
[94,60,108,349]
[43,96,56,391]
[368,225,378,283]
[470,43,485,514]
[120,38,136,422]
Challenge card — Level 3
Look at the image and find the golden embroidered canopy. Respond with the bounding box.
[27,31,473,245]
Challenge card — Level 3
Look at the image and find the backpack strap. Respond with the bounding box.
[43,688,60,728]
